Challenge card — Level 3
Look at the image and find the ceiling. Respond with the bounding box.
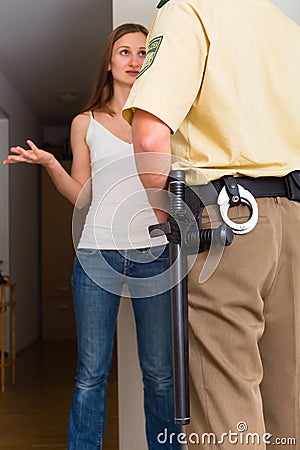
[0,0,112,126]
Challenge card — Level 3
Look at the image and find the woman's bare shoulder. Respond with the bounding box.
[71,112,91,132]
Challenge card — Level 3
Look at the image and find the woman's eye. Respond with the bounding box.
[120,49,129,55]
[140,51,146,57]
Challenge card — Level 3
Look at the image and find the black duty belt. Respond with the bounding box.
[185,170,300,216]
[149,170,300,251]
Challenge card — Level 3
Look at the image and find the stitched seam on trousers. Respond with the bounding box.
[262,199,283,299]
[190,327,215,445]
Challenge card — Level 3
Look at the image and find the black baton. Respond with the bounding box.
[148,170,234,426]
[169,170,190,425]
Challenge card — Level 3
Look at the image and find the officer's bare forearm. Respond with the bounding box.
[132,109,171,221]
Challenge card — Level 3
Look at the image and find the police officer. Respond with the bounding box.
[123,0,300,448]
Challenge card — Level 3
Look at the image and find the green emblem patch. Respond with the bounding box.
[157,0,170,8]
[137,35,163,79]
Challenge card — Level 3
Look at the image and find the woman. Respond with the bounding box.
[3,23,181,450]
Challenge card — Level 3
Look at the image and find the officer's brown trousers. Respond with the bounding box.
[186,197,300,449]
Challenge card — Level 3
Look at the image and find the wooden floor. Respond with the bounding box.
[0,339,118,450]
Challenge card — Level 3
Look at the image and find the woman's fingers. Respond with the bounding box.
[27,140,42,162]
[16,145,36,161]
[27,141,53,166]
[2,157,18,164]
[3,144,37,164]
[27,140,39,152]
[3,140,53,166]
[9,146,24,154]
[2,147,24,164]
[3,154,27,164]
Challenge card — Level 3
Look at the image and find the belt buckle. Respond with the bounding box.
[217,185,258,234]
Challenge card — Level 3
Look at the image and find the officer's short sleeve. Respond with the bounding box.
[123,0,208,133]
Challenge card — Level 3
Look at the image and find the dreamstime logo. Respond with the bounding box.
[236,421,248,432]
[157,422,297,446]
[71,153,227,296]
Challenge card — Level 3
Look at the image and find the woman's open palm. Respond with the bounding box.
[3,140,53,167]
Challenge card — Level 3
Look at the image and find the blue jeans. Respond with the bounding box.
[68,246,182,449]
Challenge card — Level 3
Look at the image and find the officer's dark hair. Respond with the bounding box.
[82,23,148,116]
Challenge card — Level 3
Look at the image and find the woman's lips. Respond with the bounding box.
[126,71,140,76]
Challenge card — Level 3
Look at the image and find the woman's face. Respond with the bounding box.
[110,32,146,87]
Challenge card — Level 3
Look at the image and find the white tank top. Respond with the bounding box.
[77,113,166,250]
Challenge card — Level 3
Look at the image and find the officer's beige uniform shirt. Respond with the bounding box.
[124,0,300,185]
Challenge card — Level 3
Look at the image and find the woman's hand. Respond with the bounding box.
[3,140,55,168]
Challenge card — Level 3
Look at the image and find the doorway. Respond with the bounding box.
[0,108,9,275]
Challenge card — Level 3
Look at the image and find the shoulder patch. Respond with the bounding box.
[157,0,170,8]
[136,35,163,79]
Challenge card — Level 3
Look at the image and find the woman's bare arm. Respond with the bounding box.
[3,113,91,206]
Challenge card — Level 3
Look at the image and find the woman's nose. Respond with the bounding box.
[129,55,140,67]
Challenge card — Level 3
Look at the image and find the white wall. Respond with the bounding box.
[271,0,300,24]
[0,70,41,352]
[113,0,157,28]
[0,113,9,276]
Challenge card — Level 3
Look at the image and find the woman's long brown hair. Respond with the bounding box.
[82,23,148,116]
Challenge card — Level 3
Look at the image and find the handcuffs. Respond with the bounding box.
[149,174,259,252]
[217,184,258,235]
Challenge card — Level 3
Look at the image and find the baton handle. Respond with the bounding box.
[169,170,190,425]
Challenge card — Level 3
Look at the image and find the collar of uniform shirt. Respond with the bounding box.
[157,0,170,8]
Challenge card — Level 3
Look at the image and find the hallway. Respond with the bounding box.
[0,340,118,449]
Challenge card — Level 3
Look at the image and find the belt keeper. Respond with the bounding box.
[223,176,242,206]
